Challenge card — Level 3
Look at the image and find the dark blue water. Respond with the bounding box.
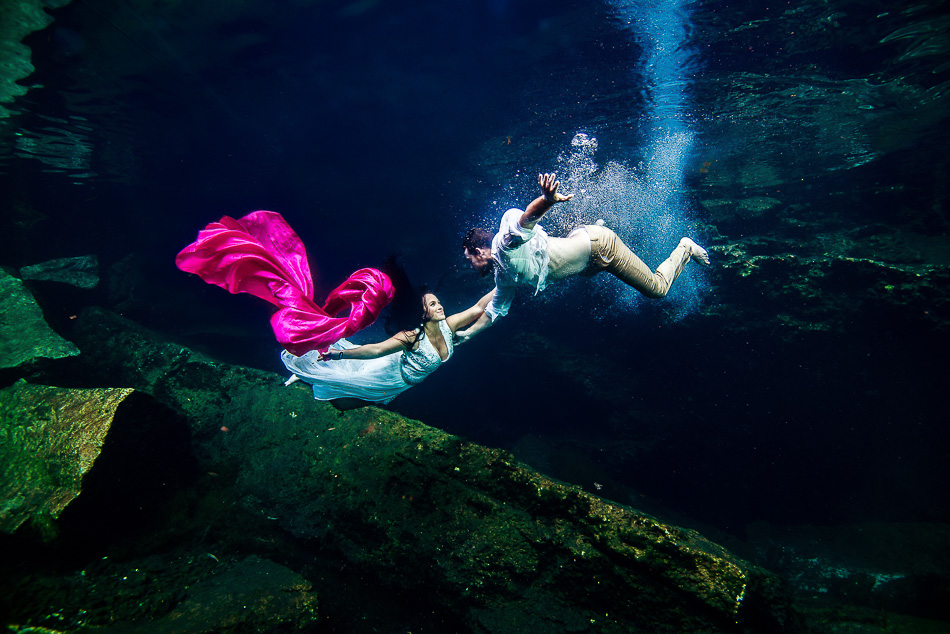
[2,0,949,604]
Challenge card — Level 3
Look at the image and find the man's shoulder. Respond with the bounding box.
[499,207,525,229]
[495,207,537,250]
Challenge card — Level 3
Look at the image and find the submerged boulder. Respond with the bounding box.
[705,245,950,336]
[0,269,79,370]
[62,307,800,632]
[236,405,796,632]
[0,381,133,537]
[66,307,311,447]
[19,255,99,289]
[0,380,194,540]
[96,555,318,634]
[747,521,950,623]
[0,0,72,118]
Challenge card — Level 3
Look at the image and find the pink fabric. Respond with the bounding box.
[175,210,394,356]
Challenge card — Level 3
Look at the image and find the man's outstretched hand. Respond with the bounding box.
[521,171,573,229]
[539,172,573,203]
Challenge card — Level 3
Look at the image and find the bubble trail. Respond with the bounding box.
[550,0,707,318]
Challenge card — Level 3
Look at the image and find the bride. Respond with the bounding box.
[282,288,492,410]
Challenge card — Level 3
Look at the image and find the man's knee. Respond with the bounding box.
[594,229,670,298]
[640,286,668,299]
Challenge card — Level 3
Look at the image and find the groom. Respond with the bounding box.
[457,172,709,340]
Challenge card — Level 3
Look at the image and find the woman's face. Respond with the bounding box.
[422,293,446,321]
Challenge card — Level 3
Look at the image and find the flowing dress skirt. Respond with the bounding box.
[281,340,411,404]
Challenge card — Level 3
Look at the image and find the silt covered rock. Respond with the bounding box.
[0,379,194,540]
[0,269,79,370]
[0,381,132,537]
[63,307,800,632]
[96,555,318,634]
[19,255,99,289]
[236,405,796,633]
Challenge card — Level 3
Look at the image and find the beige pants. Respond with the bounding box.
[583,224,690,299]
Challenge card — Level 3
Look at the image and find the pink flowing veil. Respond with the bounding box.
[175,210,394,356]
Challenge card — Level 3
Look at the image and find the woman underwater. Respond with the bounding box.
[282,286,492,409]
[176,210,491,410]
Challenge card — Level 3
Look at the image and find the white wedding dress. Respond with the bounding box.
[281,319,454,404]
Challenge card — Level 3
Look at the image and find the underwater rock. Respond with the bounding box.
[0,0,72,118]
[66,307,312,447]
[705,247,950,336]
[0,379,194,542]
[106,253,147,314]
[20,255,99,289]
[0,381,133,538]
[236,405,799,632]
[746,522,950,622]
[64,307,800,632]
[95,555,318,634]
[701,197,783,223]
[0,269,79,370]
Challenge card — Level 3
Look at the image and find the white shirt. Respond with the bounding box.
[484,208,550,321]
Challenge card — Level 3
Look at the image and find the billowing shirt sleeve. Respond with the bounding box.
[484,283,516,322]
[496,208,534,249]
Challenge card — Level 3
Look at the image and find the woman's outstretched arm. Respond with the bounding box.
[446,289,495,333]
[319,330,414,361]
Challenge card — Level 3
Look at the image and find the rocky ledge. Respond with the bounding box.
[0,307,800,632]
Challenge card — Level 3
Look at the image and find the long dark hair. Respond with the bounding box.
[381,255,431,351]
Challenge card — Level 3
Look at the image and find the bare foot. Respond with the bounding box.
[680,238,710,266]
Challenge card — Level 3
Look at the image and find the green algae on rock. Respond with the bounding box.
[705,246,950,336]
[93,555,318,634]
[68,307,312,444]
[0,269,80,370]
[0,0,72,118]
[19,255,99,289]
[235,405,795,632]
[0,381,133,538]
[64,307,800,632]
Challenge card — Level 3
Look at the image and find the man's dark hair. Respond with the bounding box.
[462,228,493,253]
